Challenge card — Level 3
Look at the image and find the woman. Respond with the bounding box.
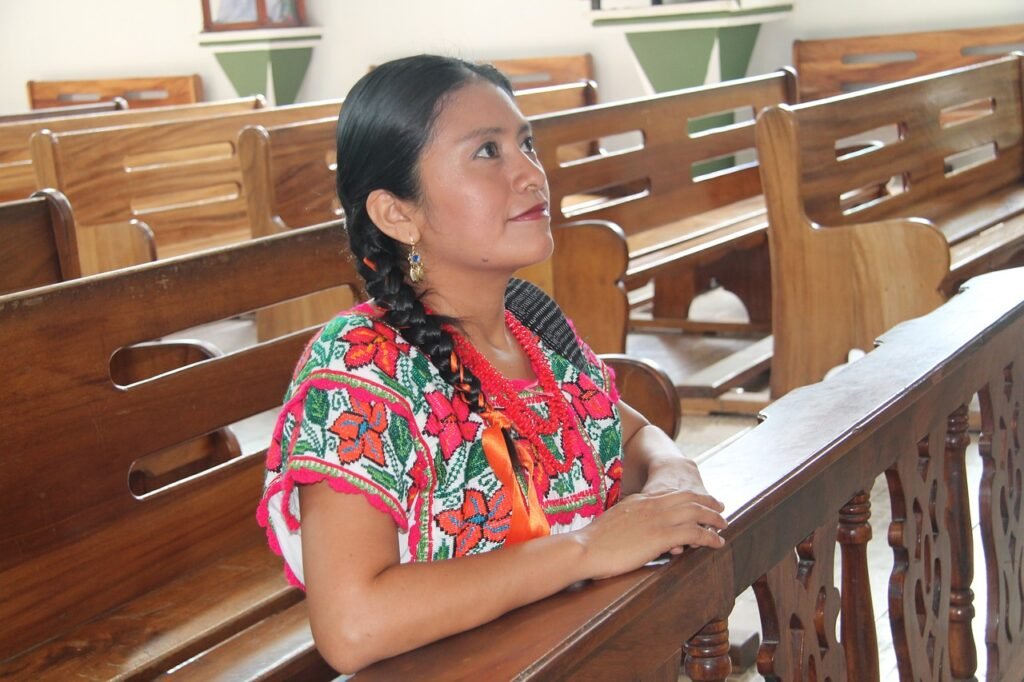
[258,54,727,674]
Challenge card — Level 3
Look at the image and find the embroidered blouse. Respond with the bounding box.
[258,302,622,588]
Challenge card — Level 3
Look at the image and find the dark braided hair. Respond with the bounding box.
[336,55,514,414]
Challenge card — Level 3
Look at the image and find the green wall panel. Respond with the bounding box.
[269,47,313,105]
[625,28,717,92]
[215,50,270,98]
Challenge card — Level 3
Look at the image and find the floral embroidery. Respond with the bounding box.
[435,488,511,555]
[423,390,480,460]
[329,396,389,466]
[342,322,410,377]
[564,379,615,422]
[605,460,622,509]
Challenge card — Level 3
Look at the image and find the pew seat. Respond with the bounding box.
[0,97,127,123]
[757,54,1024,398]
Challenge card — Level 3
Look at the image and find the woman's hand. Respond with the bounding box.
[575,489,727,580]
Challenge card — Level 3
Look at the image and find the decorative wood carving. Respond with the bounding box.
[943,404,977,678]
[978,362,1024,680]
[754,519,845,680]
[887,424,954,680]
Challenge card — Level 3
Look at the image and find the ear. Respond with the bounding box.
[366,189,421,245]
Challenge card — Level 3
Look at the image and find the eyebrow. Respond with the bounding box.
[460,122,532,143]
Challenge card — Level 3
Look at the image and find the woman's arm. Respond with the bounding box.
[618,400,722,500]
[300,476,726,673]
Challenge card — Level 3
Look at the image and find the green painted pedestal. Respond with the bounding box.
[199,26,322,105]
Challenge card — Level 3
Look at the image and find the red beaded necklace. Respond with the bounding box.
[448,311,580,476]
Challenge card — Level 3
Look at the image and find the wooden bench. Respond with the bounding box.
[27,74,203,109]
[0,97,127,123]
[0,95,265,203]
[757,54,1024,398]
[162,267,1024,679]
[794,23,1024,101]
[487,53,594,89]
[0,221,684,679]
[31,99,342,274]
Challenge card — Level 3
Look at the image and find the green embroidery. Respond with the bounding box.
[545,495,599,515]
[305,387,330,426]
[366,466,398,491]
[599,427,622,466]
[433,543,450,561]
[388,415,414,467]
[463,441,489,482]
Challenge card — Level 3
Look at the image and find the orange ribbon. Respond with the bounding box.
[480,408,550,544]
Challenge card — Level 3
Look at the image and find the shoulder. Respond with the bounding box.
[286,303,423,401]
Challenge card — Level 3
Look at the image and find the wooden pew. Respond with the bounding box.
[794,23,1024,101]
[488,53,594,89]
[153,267,1024,679]
[237,83,598,341]
[31,99,342,274]
[0,221,684,679]
[27,74,203,109]
[757,54,1024,398]
[0,97,127,123]
[0,95,265,203]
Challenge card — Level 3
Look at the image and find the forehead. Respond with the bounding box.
[431,80,527,140]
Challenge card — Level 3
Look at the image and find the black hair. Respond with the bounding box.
[336,55,514,413]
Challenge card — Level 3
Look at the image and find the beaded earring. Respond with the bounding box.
[408,242,424,283]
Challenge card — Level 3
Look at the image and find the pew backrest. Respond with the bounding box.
[27,74,204,109]
[794,23,1024,100]
[31,99,343,272]
[0,98,127,123]
[532,68,798,235]
[0,96,265,203]
[0,223,360,664]
[488,53,594,89]
[779,55,1023,236]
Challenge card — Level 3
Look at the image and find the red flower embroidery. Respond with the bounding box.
[329,397,389,466]
[342,323,410,377]
[424,391,479,460]
[564,380,614,422]
[605,459,622,509]
[435,488,511,555]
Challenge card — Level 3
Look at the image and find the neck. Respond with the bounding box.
[419,271,512,351]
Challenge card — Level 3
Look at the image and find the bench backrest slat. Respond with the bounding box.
[790,56,1024,228]
[794,23,1024,100]
[488,54,593,89]
[0,223,357,659]
[533,70,797,235]
[27,74,203,110]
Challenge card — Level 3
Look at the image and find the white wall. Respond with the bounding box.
[1,0,1023,115]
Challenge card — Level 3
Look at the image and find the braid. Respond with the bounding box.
[347,213,486,413]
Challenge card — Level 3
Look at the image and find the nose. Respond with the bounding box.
[513,148,548,196]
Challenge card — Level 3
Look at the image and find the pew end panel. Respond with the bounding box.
[487,53,594,90]
[0,188,79,294]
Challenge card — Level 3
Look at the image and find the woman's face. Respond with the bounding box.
[411,79,553,280]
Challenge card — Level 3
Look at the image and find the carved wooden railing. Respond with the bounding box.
[354,267,1024,680]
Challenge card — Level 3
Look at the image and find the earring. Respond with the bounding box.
[408,242,424,283]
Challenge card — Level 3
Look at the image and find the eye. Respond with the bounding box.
[520,136,536,154]
[474,141,500,159]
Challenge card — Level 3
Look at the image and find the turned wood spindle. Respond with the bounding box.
[684,618,732,682]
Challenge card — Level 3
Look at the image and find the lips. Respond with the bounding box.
[510,202,550,221]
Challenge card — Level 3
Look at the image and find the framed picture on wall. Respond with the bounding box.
[201,0,307,31]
